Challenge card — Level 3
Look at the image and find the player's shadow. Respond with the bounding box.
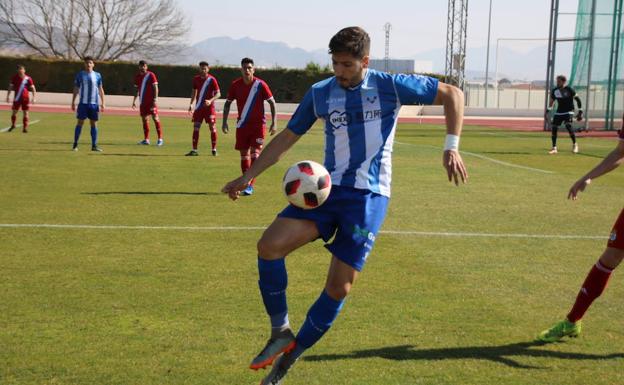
[480,151,533,155]
[88,153,179,157]
[83,191,220,196]
[303,341,624,369]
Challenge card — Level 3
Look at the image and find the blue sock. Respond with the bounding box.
[293,290,345,359]
[90,125,98,146]
[73,125,82,146]
[258,257,289,330]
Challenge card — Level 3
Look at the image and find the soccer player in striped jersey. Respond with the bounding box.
[222,27,467,385]
[537,115,624,343]
[222,57,277,195]
[186,61,221,156]
[71,56,105,152]
[132,60,163,146]
[5,64,36,133]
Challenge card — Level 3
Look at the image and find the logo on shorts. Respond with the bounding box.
[352,225,375,242]
[610,231,617,241]
[329,110,349,130]
[256,138,264,145]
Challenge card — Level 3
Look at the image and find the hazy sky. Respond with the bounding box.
[176,0,579,58]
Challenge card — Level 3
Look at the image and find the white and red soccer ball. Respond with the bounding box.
[282,160,332,209]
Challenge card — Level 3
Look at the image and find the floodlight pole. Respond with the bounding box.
[484,0,493,108]
[544,0,559,131]
[584,0,597,131]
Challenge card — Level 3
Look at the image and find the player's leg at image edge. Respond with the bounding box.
[538,248,622,342]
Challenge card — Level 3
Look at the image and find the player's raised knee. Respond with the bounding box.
[325,281,352,300]
[257,233,287,260]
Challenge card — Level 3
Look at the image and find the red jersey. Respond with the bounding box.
[10,74,34,102]
[227,77,273,128]
[193,74,220,114]
[134,71,158,107]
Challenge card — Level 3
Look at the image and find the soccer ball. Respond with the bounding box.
[282,160,331,209]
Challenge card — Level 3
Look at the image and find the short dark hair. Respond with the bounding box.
[138,60,147,66]
[16,64,25,70]
[241,57,254,67]
[556,75,567,82]
[199,61,209,67]
[329,26,370,59]
[83,56,94,63]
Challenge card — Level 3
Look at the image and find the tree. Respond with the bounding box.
[0,0,189,61]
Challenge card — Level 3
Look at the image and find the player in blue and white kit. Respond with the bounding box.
[71,56,105,152]
[222,27,468,385]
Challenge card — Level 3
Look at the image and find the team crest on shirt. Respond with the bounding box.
[329,110,349,130]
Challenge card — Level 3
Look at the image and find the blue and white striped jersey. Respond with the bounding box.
[287,69,438,197]
[74,70,103,105]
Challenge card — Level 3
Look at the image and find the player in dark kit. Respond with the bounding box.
[547,75,583,155]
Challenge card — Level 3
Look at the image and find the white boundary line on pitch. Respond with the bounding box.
[0,223,604,240]
[395,141,555,174]
[0,119,41,132]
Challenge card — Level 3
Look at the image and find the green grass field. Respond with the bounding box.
[1,110,623,385]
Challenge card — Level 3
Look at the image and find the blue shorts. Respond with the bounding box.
[278,185,389,271]
[77,104,99,121]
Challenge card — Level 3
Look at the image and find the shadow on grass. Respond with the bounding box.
[88,153,180,157]
[303,341,624,369]
[479,151,533,155]
[83,191,220,196]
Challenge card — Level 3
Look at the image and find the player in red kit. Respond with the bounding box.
[538,114,624,342]
[186,61,221,156]
[5,64,36,133]
[132,60,163,146]
[222,57,276,195]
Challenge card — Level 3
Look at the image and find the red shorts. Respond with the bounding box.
[192,108,216,125]
[607,208,624,250]
[12,98,29,111]
[140,104,158,117]
[235,123,266,151]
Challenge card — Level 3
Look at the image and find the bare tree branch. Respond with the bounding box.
[0,0,189,61]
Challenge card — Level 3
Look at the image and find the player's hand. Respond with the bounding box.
[576,110,584,122]
[71,103,76,111]
[443,150,468,186]
[100,104,105,112]
[204,100,212,107]
[131,102,136,110]
[568,178,591,200]
[222,121,229,134]
[269,122,277,136]
[221,176,251,201]
[31,98,35,105]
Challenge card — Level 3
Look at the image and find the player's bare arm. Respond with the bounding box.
[188,88,197,115]
[99,86,105,112]
[222,128,301,200]
[433,82,468,186]
[267,97,277,135]
[205,91,221,107]
[132,86,139,109]
[6,84,13,103]
[71,86,79,111]
[153,83,159,108]
[569,140,624,200]
[222,100,232,133]
[30,84,36,104]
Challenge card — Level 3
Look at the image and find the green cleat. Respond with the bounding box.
[538,319,582,343]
